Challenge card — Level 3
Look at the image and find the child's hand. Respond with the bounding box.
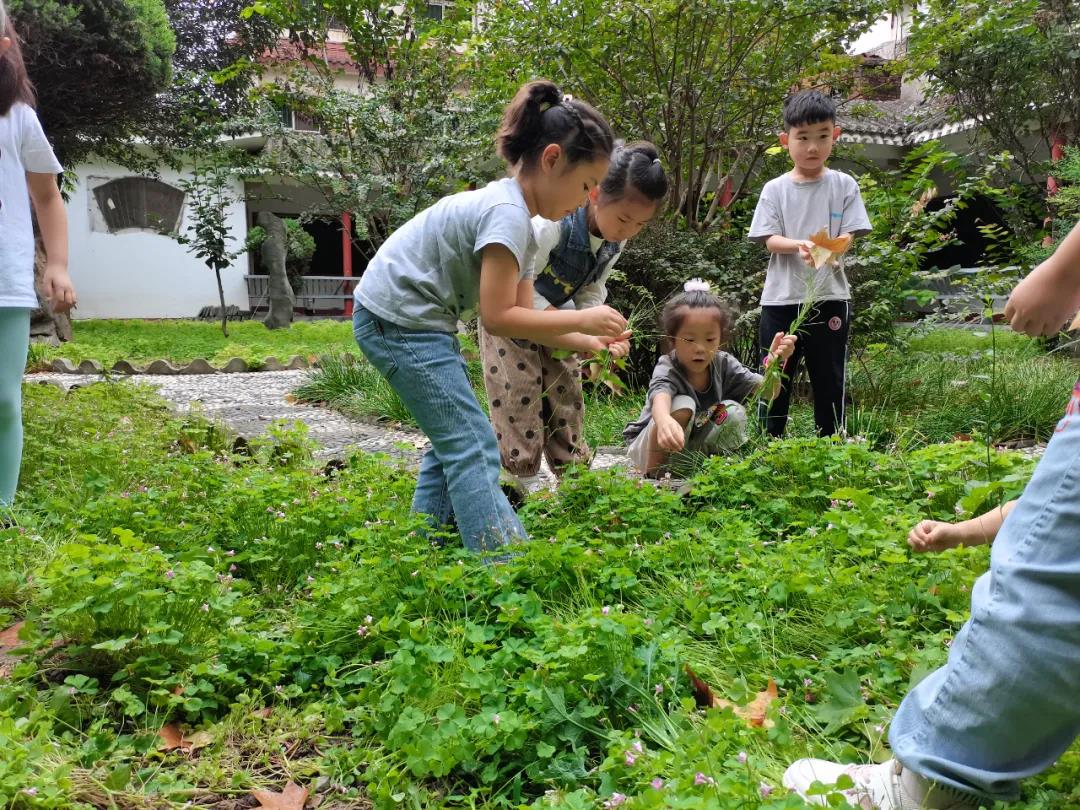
[41,264,77,313]
[578,305,628,338]
[582,330,632,354]
[1004,256,1080,336]
[766,332,797,364]
[655,416,685,453]
[798,240,816,268]
[607,336,631,360]
[907,520,964,553]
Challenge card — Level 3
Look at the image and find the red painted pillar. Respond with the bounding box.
[718,175,734,210]
[342,211,354,316]
[1044,133,1067,246]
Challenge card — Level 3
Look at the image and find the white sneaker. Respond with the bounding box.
[782,758,979,809]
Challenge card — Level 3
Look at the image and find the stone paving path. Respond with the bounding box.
[24,370,632,479]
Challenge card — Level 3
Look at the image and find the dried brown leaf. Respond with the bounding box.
[252,781,310,809]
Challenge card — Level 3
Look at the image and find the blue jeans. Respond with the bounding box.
[352,306,527,553]
[890,380,1080,802]
[0,308,31,507]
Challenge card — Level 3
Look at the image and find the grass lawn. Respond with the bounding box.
[26,318,356,370]
[3,380,1076,808]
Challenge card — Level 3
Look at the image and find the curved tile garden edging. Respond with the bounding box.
[47,356,313,375]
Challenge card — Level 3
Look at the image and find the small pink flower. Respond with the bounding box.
[694,771,714,786]
[165,569,175,580]
[604,793,626,808]
[803,678,813,687]
[229,563,238,572]
[357,626,368,637]
[651,778,664,790]
[624,751,637,766]
[23,787,38,796]
[364,615,373,625]
[632,741,643,753]
[226,549,236,557]
[759,781,773,798]
[654,683,663,695]
[644,617,653,626]
[492,713,501,725]
[737,751,747,764]
[200,603,210,612]
[67,686,77,696]
[275,685,283,693]
[601,606,610,615]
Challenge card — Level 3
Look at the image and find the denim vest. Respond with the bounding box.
[534,206,622,308]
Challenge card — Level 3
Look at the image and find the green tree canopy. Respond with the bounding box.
[9,0,176,166]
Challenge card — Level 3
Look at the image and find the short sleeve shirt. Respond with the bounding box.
[747,169,872,306]
[356,177,536,332]
[0,103,63,308]
[623,351,763,442]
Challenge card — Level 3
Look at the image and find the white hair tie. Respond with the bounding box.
[684,279,711,293]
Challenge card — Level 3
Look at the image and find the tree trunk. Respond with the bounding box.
[257,212,294,330]
[30,235,71,346]
[215,267,229,338]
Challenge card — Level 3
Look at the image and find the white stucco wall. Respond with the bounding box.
[67,161,250,320]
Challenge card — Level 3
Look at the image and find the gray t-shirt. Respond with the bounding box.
[623,351,763,443]
[356,177,536,332]
[747,169,872,306]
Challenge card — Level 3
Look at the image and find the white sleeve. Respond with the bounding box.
[18,105,63,174]
[572,244,624,309]
[528,217,562,277]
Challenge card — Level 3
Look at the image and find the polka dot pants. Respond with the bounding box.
[479,325,590,478]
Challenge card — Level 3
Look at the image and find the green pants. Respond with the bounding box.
[0,308,31,506]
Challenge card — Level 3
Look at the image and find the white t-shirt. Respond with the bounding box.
[0,103,63,308]
[529,215,624,311]
[747,169,872,306]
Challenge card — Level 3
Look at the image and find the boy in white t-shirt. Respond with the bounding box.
[748,90,871,438]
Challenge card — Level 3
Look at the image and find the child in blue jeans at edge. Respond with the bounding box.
[353,80,628,554]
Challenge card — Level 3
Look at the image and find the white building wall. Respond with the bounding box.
[67,161,249,320]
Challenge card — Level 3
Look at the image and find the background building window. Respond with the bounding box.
[92,177,185,235]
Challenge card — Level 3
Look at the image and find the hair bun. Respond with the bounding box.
[683,278,711,293]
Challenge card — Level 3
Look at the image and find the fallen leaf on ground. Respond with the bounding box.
[685,666,779,728]
[252,781,310,809]
[157,724,212,753]
[0,622,25,652]
[253,707,274,719]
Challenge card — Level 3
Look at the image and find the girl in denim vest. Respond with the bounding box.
[353,80,630,555]
[479,142,668,493]
[0,4,74,509]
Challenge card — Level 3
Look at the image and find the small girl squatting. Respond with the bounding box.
[624,281,796,476]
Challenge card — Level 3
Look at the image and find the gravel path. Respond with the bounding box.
[24,371,631,478]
